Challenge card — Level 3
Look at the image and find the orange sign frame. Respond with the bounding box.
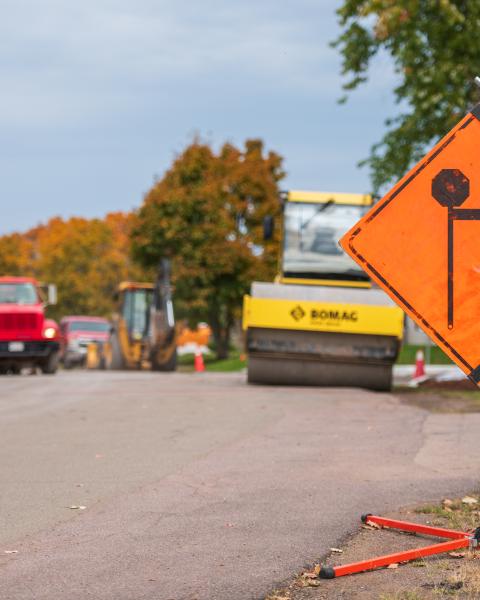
[340,105,480,384]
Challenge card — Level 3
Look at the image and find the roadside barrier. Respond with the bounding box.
[319,514,480,578]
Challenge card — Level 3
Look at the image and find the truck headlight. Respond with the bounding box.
[43,327,57,339]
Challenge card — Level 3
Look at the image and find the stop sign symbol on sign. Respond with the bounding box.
[431,168,480,330]
[340,105,480,384]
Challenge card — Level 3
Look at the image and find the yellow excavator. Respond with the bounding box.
[106,259,177,371]
[242,191,404,390]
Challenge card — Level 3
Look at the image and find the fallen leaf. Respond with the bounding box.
[3,550,18,554]
[462,496,478,505]
[68,505,86,510]
[300,576,320,588]
[387,563,399,569]
[330,548,343,553]
[314,564,321,575]
[302,571,318,579]
[442,498,454,507]
[448,552,466,559]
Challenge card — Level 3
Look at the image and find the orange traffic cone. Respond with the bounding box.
[414,349,426,378]
[194,347,205,372]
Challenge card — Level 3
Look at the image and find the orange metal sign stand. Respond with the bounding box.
[340,104,480,384]
[319,514,479,578]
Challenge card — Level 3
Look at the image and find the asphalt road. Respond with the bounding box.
[0,371,479,600]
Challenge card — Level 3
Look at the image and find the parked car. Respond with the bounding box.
[59,316,110,369]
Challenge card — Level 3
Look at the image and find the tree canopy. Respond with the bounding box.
[0,212,145,320]
[131,138,284,358]
[333,0,480,191]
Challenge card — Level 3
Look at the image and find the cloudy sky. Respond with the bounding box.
[0,0,396,234]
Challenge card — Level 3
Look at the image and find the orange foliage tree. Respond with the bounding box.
[0,213,145,320]
[131,138,284,359]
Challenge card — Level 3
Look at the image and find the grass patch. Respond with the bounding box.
[414,494,480,532]
[396,344,452,365]
[178,349,246,372]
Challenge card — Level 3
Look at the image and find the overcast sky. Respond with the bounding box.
[0,0,396,234]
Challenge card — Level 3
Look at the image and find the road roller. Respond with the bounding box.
[242,190,404,390]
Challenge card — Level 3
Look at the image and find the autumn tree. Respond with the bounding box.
[131,139,284,359]
[0,212,145,320]
[0,233,34,276]
[333,1,480,191]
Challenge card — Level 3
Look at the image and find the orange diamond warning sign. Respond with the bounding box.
[339,106,480,384]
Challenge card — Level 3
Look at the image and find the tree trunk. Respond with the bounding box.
[209,306,233,360]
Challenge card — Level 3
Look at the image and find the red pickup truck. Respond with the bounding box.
[0,276,60,374]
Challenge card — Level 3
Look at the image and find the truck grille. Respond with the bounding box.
[0,313,41,332]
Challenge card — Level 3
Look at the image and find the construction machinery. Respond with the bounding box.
[242,191,404,390]
[106,259,177,371]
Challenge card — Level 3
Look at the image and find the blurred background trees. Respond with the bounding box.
[0,138,283,357]
[131,138,284,359]
[334,0,480,191]
[0,212,145,320]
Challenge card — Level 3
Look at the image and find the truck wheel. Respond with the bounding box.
[41,352,59,375]
[151,349,177,372]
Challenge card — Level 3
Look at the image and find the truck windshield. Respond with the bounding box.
[282,201,369,281]
[69,321,110,333]
[0,283,38,304]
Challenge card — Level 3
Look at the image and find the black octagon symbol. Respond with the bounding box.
[432,169,470,208]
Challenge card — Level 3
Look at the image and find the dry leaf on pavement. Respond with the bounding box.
[302,570,318,579]
[300,567,321,587]
[462,496,478,505]
[362,521,381,530]
[330,548,343,553]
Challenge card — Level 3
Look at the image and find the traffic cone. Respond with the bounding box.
[194,347,205,372]
[414,349,426,378]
